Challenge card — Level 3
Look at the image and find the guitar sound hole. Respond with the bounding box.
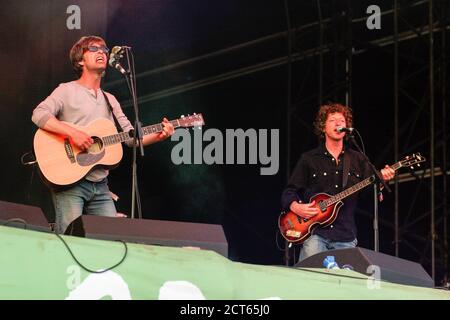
[87,136,104,154]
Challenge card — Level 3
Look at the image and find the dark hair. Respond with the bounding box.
[313,103,353,139]
[69,35,106,78]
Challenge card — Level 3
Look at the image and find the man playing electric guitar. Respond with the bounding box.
[31,36,174,234]
[281,103,395,262]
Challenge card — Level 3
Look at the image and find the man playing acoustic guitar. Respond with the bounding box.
[281,103,395,262]
[32,36,174,234]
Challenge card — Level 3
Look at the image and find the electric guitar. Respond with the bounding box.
[278,153,426,244]
[33,114,204,186]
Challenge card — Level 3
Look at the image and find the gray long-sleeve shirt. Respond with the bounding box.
[32,81,134,182]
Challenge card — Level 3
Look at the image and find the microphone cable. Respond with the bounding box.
[352,128,366,155]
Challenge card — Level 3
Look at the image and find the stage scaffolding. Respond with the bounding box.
[104,0,449,286]
[285,0,449,285]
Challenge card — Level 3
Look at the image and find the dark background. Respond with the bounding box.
[0,0,448,284]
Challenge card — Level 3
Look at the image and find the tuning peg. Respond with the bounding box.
[181,115,185,118]
[193,112,197,115]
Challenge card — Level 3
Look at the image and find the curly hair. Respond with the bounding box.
[313,103,353,139]
[69,35,106,78]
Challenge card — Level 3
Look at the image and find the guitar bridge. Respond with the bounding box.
[64,139,76,163]
[286,230,301,238]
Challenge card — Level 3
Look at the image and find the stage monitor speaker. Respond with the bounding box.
[295,247,434,288]
[67,215,228,258]
[0,200,51,233]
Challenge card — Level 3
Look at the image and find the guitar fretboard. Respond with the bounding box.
[102,120,181,146]
[323,160,402,207]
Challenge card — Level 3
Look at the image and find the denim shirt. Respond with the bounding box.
[281,143,372,242]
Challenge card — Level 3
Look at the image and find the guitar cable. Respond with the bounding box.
[21,151,38,202]
[21,150,37,166]
[19,150,129,273]
[54,231,129,274]
[1,217,129,273]
[275,229,298,266]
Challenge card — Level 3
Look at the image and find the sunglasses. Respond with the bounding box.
[86,45,110,54]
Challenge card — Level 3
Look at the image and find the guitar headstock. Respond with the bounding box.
[179,113,205,128]
[400,153,426,169]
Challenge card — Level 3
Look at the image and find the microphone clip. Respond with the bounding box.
[108,46,129,75]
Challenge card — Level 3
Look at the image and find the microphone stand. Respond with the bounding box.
[347,131,391,252]
[121,48,143,220]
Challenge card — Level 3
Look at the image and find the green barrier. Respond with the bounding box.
[0,225,449,300]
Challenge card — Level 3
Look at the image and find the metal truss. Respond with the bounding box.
[102,0,449,283]
[284,0,449,281]
[388,0,449,286]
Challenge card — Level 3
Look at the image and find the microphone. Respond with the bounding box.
[336,126,354,133]
[108,46,128,74]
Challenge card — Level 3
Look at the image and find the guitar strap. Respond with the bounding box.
[342,150,350,189]
[101,90,123,133]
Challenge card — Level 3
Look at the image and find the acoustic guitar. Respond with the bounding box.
[33,114,204,186]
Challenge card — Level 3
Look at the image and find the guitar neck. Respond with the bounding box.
[142,120,181,136]
[323,160,402,207]
[102,119,181,146]
[324,176,375,207]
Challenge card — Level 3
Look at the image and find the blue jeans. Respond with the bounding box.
[298,234,358,262]
[51,178,117,234]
